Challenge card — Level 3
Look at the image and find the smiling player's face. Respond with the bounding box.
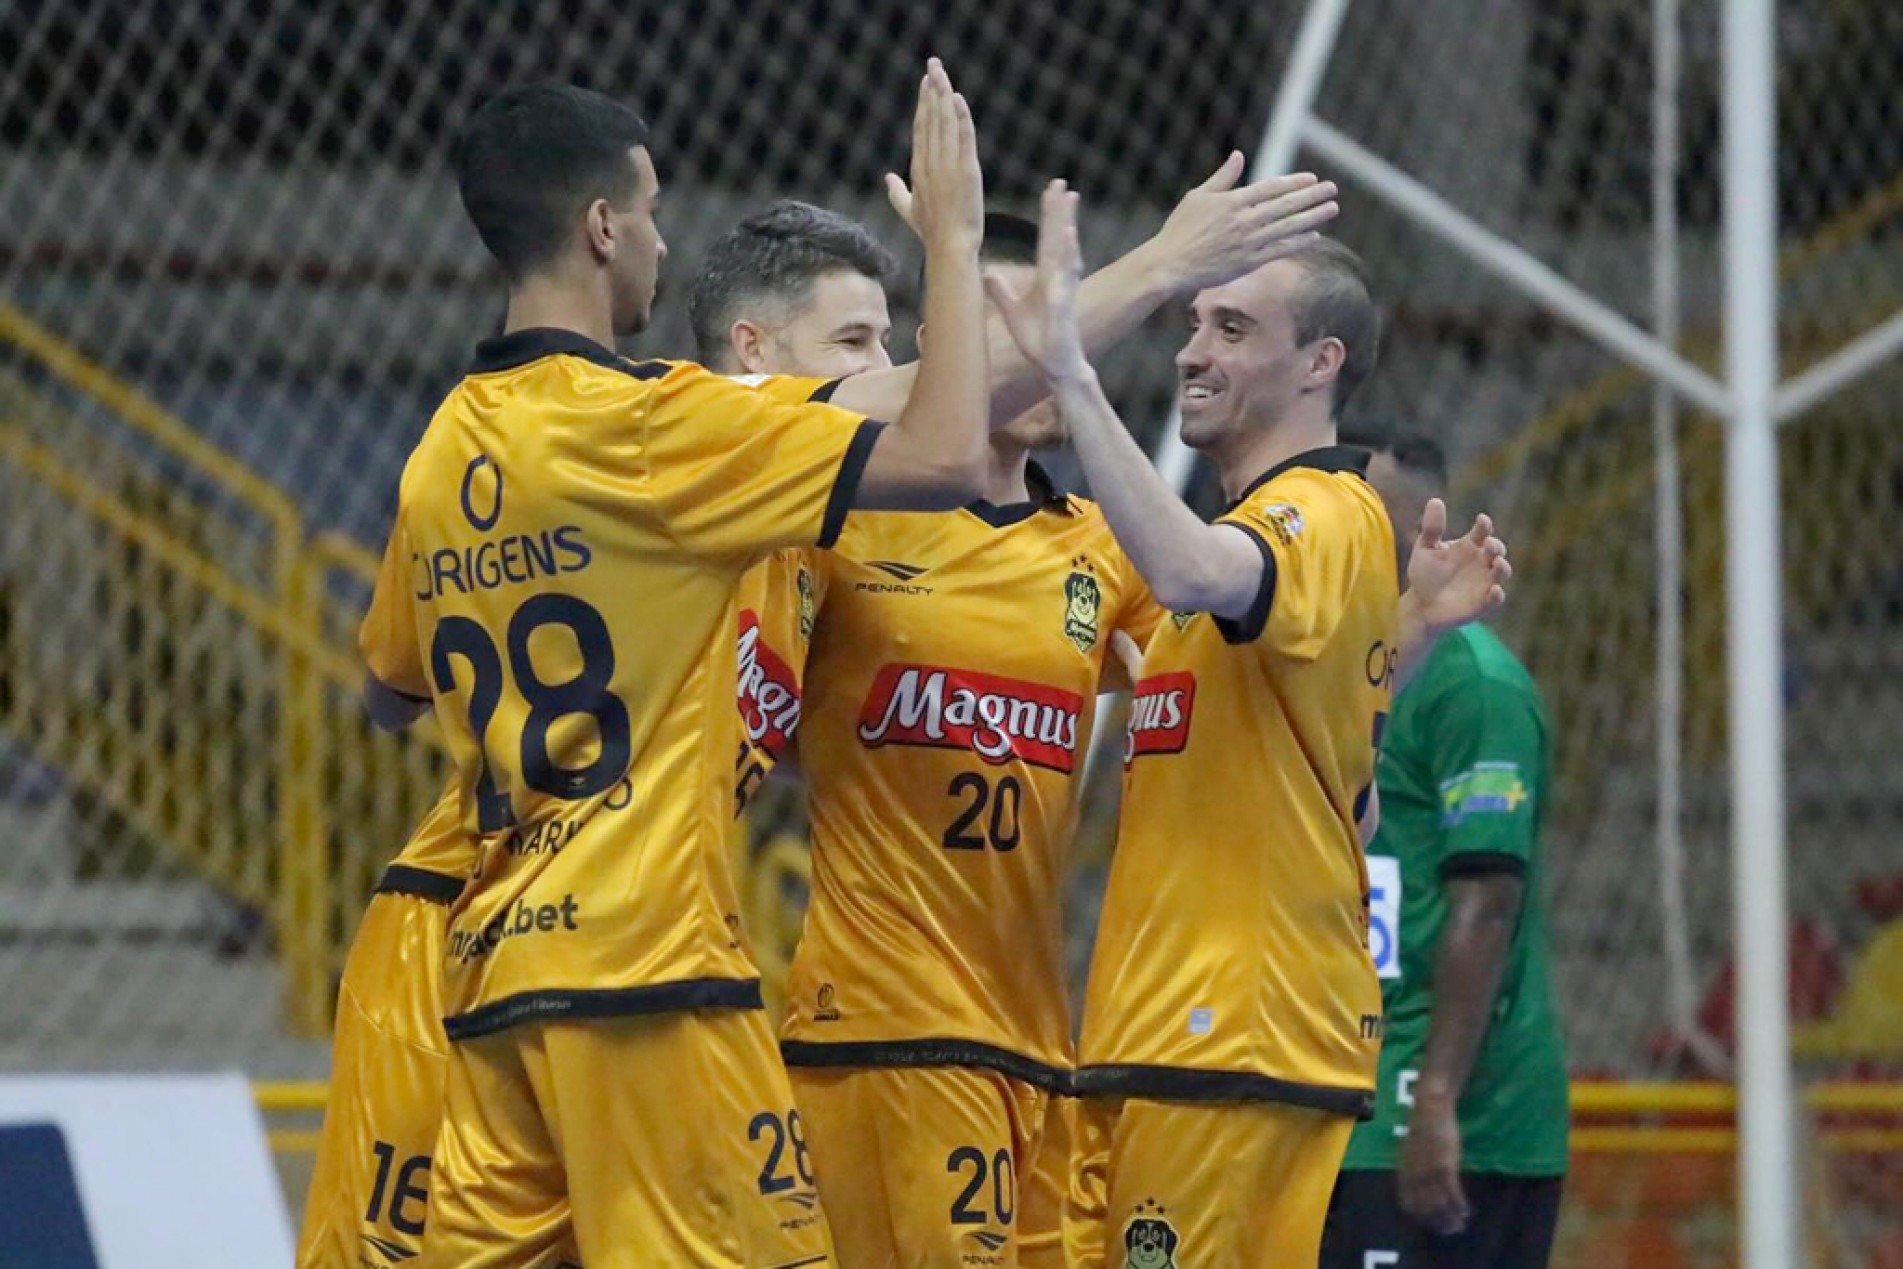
[764,270,894,378]
[1173,260,1314,453]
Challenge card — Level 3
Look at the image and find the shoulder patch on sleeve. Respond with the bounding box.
[1438,761,1530,825]
[1258,501,1305,544]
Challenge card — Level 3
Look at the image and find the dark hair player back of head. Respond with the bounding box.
[455,83,665,335]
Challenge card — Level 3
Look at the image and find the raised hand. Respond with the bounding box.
[1405,499,1511,634]
[891,58,982,252]
[984,178,1089,382]
[1146,152,1341,292]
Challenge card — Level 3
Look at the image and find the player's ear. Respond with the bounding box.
[914,322,928,355]
[729,320,772,375]
[1305,335,1346,394]
[583,198,616,264]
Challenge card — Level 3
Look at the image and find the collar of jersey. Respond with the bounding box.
[469,327,631,376]
[1226,444,1371,510]
[963,459,1073,529]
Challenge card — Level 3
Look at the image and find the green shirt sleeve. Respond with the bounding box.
[1423,672,1545,877]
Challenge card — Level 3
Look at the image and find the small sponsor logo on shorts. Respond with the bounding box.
[1360,1013,1385,1040]
[813,983,840,1022]
[773,1187,825,1236]
[963,1227,1011,1264]
[359,1232,417,1264]
[1187,1007,1213,1035]
[1123,1200,1179,1269]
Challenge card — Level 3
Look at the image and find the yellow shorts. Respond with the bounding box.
[789,1064,1050,1268]
[297,875,457,1268]
[1063,1096,1355,1269]
[423,1007,832,1269]
[1018,1092,1073,1269]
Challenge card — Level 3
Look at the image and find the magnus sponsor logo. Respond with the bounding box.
[856,664,1083,772]
[736,611,801,759]
[1124,672,1196,764]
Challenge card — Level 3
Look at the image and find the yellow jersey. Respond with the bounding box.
[728,376,840,816]
[377,776,472,896]
[781,466,1165,1087]
[358,329,880,1040]
[1076,447,1396,1117]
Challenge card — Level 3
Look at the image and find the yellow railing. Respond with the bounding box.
[250,1079,1903,1156]
[0,300,448,1036]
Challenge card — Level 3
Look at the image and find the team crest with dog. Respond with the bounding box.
[1064,556,1102,654]
[1122,1199,1179,1269]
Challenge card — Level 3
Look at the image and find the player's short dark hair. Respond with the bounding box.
[1281,237,1382,413]
[916,211,1041,297]
[1340,417,1448,485]
[455,83,650,282]
[688,199,898,366]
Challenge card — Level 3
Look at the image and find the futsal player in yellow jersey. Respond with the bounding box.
[358,68,1002,1267]
[990,185,1511,1266]
[783,217,1169,1269]
[296,781,468,1268]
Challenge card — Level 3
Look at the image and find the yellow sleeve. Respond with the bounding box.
[358,521,429,698]
[1112,552,1169,650]
[1215,475,1379,659]
[721,372,847,408]
[637,365,881,558]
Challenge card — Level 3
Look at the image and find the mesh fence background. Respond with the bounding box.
[1,0,1900,1258]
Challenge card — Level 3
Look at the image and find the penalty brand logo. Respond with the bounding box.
[1124,672,1196,764]
[736,611,801,758]
[857,664,1084,772]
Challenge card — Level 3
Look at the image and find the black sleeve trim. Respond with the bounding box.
[375,864,464,904]
[1439,852,1530,881]
[781,1037,1072,1093]
[807,378,844,404]
[1212,523,1279,645]
[443,977,763,1041]
[368,671,431,705]
[819,419,886,548]
[1073,1062,1374,1119]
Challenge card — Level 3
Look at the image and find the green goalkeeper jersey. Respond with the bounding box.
[1342,624,1570,1175]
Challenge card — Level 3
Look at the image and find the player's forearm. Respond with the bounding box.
[987,240,1181,421]
[1396,590,1440,691]
[1053,367,1258,618]
[1414,877,1521,1106]
[884,236,990,501]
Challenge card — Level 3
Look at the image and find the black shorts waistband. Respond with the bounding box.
[444,977,765,1042]
[1073,1062,1374,1119]
[781,1037,1073,1094]
[375,864,465,904]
